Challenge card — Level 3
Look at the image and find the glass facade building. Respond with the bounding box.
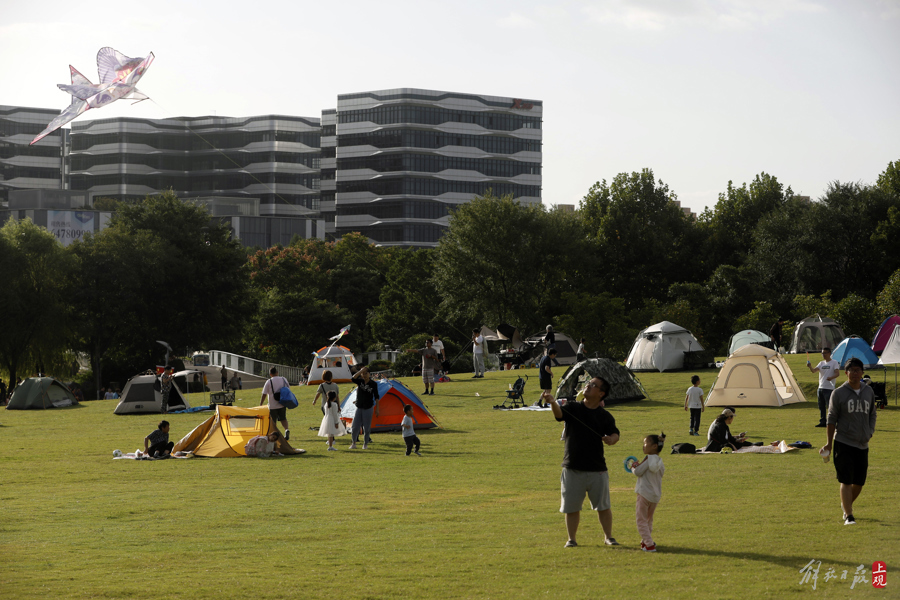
[333,88,542,247]
[0,105,66,203]
[68,114,322,215]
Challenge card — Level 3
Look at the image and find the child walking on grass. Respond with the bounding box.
[684,375,704,436]
[632,432,666,552]
[402,404,422,456]
[318,391,347,451]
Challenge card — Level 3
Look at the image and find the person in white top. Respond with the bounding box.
[472,328,485,378]
[683,375,704,436]
[259,367,291,441]
[632,432,666,552]
[401,404,422,456]
[808,347,840,427]
[431,334,445,362]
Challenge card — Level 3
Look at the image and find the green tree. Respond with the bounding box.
[555,292,633,360]
[247,289,351,367]
[370,249,448,347]
[733,301,780,334]
[698,173,793,271]
[95,191,251,371]
[0,219,71,386]
[832,293,878,339]
[434,190,589,332]
[580,169,695,306]
[876,269,900,318]
[67,228,169,397]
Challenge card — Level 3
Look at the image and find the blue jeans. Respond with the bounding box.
[351,406,374,444]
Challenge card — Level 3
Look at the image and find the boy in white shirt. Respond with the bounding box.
[684,375,704,436]
[808,347,840,427]
[401,404,422,456]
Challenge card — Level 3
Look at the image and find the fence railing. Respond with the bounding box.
[208,350,302,385]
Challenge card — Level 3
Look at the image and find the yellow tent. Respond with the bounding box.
[173,405,305,457]
[706,344,806,407]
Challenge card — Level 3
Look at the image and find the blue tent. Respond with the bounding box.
[340,379,438,432]
[832,336,880,369]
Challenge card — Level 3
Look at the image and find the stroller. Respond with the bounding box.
[494,374,528,409]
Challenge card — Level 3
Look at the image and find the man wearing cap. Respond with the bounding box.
[821,357,877,526]
[549,376,620,548]
[808,347,840,427]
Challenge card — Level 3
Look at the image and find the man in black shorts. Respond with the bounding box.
[535,348,557,407]
[820,357,877,525]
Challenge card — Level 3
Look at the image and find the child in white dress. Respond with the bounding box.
[318,391,347,450]
[632,431,666,552]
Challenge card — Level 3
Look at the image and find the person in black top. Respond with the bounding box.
[349,366,380,450]
[543,325,561,366]
[144,420,173,457]
[704,410,753,452]
[549,376,620,548]
[535,348,557,407]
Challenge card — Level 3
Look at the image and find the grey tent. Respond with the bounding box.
[555,359,647,405]
[114,371,192,414]
[788,315,845,354]
[6,377,78,410]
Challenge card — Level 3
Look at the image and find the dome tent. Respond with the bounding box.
[6,377,78,410]
[872,315,900,355]
[832,335,880,369]
[555,358,647,405]
[788,314,845,354]
[340,379,438,432]
[625,321,704,372]
[307,345,357,385]
[727,330,773,356]
[706,345,805,407]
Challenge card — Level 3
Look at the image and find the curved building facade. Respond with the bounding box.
[0,105,65,203]
[334,88,542,247]
[68,114,321,214]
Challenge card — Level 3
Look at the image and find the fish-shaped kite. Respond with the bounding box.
[31,47,154,145]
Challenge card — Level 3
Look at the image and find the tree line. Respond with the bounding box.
[2,160,898,395]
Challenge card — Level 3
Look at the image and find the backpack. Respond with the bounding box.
[670,442,697,454]
[276,380,298,409]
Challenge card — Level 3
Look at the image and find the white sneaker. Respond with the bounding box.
[327,446,337,451]
[348,443,357,449]
[363,444,368,450]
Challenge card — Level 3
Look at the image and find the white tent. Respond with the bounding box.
[626,321,704,372]
[306,345,358,385]
[114,370,193,414]
[727,330,772,355]
[706,345,805,407]
[788,314,845,354]
[879,325,900,366]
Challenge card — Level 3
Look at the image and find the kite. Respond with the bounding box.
[31,47,154,145]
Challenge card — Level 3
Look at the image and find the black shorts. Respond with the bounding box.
[833,440,868,486]
[269,406,287,422]
[540,378,552,391]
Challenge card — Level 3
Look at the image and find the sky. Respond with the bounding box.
[2,0,898,215]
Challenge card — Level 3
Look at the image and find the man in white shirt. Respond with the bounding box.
[431,334,445,362]
[259,367,291,440]
[808,347,840,428]
[472,328,485,378]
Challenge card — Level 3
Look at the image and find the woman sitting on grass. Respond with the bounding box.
[704,410,753,452]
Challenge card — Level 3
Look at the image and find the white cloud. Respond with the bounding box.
[579,0,827,32]
[498,12,536,29]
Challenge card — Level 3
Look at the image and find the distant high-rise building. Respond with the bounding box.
[332,88,542,247]
[0,105,65,203]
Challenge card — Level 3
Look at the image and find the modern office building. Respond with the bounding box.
[68,114,322,215]
[332,88,542,247]
[320,109,337,239]
[0,105,66,203]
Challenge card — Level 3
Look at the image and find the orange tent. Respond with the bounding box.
[340,379,439,432]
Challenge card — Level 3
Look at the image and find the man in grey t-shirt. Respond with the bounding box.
[821,358,877,526]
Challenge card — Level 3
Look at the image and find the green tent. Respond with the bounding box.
[6,377,78,410]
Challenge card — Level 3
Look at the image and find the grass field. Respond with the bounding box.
[1,354,897,599]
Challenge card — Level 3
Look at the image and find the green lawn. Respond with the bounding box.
[1,354,896,599]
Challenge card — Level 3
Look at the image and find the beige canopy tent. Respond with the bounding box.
[706,344,806,407]
[173,405,305,457]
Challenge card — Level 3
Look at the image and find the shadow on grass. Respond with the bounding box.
[623,545,866,570]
